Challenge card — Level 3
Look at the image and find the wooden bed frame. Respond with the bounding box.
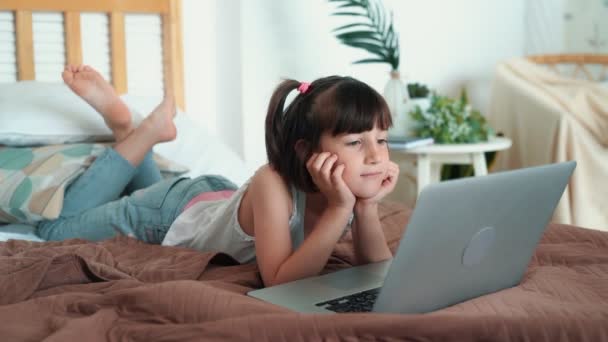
[0,0,185,110]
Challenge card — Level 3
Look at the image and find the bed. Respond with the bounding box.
[1,2,608,341]
[1,205,607,340]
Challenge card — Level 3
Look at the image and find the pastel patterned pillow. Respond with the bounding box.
[0,144,188,224]
[0,144,106,223]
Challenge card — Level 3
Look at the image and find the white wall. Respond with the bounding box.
[524,0,566,54]
[182,0,526,170]
[181,0,217,132]
[563,0,608,53]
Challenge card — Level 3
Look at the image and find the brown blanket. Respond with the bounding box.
[1,201,607,341]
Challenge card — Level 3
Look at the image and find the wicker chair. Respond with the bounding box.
[527,53,608,81]
[488,53,608,230]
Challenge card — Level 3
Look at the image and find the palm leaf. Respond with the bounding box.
[332,12,367,17]
[353,58,389,64]
[335,30,381,41]
[329,0,400,70]
[332,22,374,32]
[336,3,364,9]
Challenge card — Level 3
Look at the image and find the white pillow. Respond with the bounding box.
[120,95,254,186]
[0,81,253,186]
[0,81,115,146]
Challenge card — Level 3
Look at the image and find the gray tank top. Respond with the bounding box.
[289,184,306,249]
[162,180,308,263]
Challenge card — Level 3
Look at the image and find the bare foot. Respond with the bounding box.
[111,95,176,167]
[141,95,177,143]
[62,65,132,141]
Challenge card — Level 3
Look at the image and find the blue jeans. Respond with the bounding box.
[37,148,237,243]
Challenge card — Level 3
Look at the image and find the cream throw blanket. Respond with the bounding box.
[488,58,608,231]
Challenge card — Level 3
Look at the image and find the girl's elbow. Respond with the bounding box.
[262,269,300,287]
[262,277,276,287]
[261,268,284,287]
[356,253,393,266]
[262,275,285,288]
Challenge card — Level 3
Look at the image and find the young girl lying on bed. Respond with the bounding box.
[38,65,398,286]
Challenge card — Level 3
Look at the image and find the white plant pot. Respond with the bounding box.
[383,71,411,138]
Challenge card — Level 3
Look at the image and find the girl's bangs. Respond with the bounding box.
[317,80,392,135]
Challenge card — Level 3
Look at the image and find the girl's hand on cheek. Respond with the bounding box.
[306,152,356,210]
[357,161,399,207]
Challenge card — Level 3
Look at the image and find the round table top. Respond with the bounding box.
[401,137,512,154]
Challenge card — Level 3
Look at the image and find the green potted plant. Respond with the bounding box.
[409,90,497,180]
[409,90,493,144]
[328,0,410,137]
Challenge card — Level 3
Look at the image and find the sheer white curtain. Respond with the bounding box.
[524,0,566,55]
[563,0,608,53]
[525,0,608,55]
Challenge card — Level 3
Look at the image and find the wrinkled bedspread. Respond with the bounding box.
[1,201,607,341]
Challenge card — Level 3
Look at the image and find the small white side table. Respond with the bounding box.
[394,137,512,195]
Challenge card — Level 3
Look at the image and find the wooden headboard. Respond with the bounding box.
[0,0,185,110]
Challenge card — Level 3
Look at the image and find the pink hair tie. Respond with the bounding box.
[297,82,310,94]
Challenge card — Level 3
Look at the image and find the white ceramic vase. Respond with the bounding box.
[383,71,411,137]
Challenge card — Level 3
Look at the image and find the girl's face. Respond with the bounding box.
[318,124,390,199]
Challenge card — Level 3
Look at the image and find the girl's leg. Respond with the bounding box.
[60,65,137,215]
[63,65,163,191]
[59,95,176,216]
[38,177,183,242]
[38,175,238,243]
[39,94,178,241]
[124,151,162,195]
[60,147,137,216]
[112,95,176,170]
[60,65,171,216]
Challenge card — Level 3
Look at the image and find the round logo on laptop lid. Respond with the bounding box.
[462,226,496,267]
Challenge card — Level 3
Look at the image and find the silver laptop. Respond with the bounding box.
[247,161,576,314]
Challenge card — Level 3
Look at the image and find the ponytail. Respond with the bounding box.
[265,79,300,175]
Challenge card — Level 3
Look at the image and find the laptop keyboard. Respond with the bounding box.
[315,288,380,313]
